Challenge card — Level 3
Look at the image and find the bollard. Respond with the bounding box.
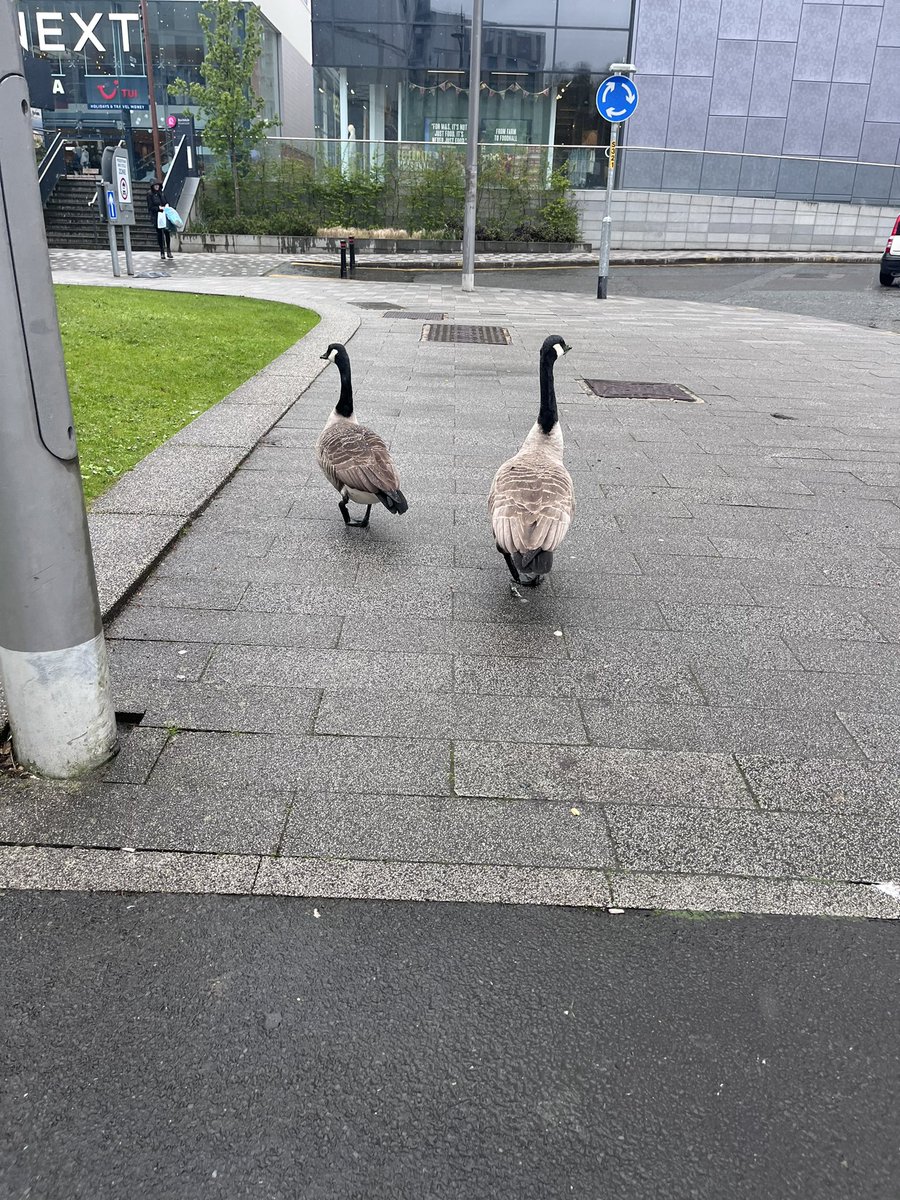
[348,235,356,272]
[339,239,347,278]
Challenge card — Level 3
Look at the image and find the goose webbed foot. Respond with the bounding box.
[339,500,371,528]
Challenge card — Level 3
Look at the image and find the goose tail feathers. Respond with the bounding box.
[377,488,409,516]
[512,548,554,581]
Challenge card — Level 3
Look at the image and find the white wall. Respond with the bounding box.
[259,0,313,138]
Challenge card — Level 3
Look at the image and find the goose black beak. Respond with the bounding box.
[562,343,572,354]
[320,352,330,361]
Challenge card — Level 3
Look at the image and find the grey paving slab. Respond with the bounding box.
[608,872,900,919]
[139,681,321,735]
[658,601,884,642]
[606,805,900,881]
[564,627,801,671]
[0,779,287,854]
[784,635,900,676]
[836,711,900,761]
[98,727,170,785]
[581,701,863,758]
[204,645,451,693]
[107,606,342,650]
[0,846,259,894]
[452,653,704,705]
[696,663,900,715]
[253,856,613,906]
[454,741,751,807]
[106,639,213,684]
[736,754,900,815]
[281,793,612,869]
[130,577,249,610]
[148,731,451,796]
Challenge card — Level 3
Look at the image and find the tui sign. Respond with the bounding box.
[85,74,149,110]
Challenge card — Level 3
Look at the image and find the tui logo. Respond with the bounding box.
[96,79,119,100]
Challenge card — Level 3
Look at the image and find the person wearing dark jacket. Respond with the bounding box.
[147,180,173,261]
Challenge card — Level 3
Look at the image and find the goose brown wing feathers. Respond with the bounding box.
[489,452,575,555]
[317,422,401,494]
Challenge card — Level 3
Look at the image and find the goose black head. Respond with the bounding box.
[541,334,571,361]
[321,342,349,365]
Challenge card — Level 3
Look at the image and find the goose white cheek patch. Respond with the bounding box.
[553,342,565,358]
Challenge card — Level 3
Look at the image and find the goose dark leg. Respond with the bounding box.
[499,548,521,583]
[339,499,371,528]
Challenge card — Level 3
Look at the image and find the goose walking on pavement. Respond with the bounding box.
[488,334,575,589]
[317,342,408,528]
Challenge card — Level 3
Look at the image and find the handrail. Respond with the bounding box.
[266,135,900,172]
[162,136,188,208]
[37,133,67,206]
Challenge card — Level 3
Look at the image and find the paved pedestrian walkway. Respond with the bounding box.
[2,258,900,918]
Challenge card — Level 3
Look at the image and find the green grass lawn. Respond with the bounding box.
[55,286,319,502]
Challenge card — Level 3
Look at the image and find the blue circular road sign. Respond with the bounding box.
[595,75,639,122]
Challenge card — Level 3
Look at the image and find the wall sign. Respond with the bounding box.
[85,74,149,110]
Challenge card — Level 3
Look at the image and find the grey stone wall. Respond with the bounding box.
[625,0,900,205]
[575,186,898,251]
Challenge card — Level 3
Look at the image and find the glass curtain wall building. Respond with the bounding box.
[18,0,285,172]
[311,0,632,182]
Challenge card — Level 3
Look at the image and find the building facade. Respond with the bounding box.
[18,0,312,171]
[625,0,900,206]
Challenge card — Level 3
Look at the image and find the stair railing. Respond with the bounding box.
[162,136,188,210]
[38,134,67,206]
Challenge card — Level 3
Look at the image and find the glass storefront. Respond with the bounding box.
[18,0,281,176]
[312,0,633,176]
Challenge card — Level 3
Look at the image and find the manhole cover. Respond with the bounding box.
[583,379,702,403]
[422,324,511,344]
[350,301,403,309]
[385,311,448,320]
[135,271,169,279]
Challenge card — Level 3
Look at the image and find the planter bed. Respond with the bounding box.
[179,233,589,256]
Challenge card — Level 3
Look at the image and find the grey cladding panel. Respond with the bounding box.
[881,0,900,47]
[744,115,787,153]
[674,0,722,76]
[710,40,757,115]
[719,0,763,39]
[627,74,674,145]
[867,47,900,122]
[634,0,681,74]
[759,0,803,42]
[669,76,715,148]
[749,41,798,116]
[821,82,869,157]
[833,5,882,83]
[706,114,749,150]
[783,79,830,153]
[794,3,842,82]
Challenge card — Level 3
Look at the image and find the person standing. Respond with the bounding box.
[147,180,173,261]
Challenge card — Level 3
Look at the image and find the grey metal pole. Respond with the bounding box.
[461,0,484,293]
[596,121,618,300]
[0,10,117,777]
[107,220,121,278]
[123,225,135,276]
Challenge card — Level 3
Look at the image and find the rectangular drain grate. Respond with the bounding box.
[385,311,448,320]
[583,378,702,403]
[422,323,511,344]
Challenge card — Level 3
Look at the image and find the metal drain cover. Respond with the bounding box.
[350,301,403,309]
[423,324,511,345]
[385,311,448,320]
[135,271,169,279]
[583,379,702,403]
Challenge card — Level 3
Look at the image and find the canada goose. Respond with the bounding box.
[488,334,575,588]
[317,342,408,527]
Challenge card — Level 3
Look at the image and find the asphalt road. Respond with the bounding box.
[417,262,899,333]
[1,892,898,1200]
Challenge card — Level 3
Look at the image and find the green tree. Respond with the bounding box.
[169,0,277,216]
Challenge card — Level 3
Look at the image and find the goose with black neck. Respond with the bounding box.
[488,334,576,591]
[316,343,408,528]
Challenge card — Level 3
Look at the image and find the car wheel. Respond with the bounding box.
[880,270,896,287]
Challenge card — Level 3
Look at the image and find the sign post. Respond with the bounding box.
[595,68,638,300]
[101,143,135,278]
[0,6,117,777]
[461,0,484,293]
